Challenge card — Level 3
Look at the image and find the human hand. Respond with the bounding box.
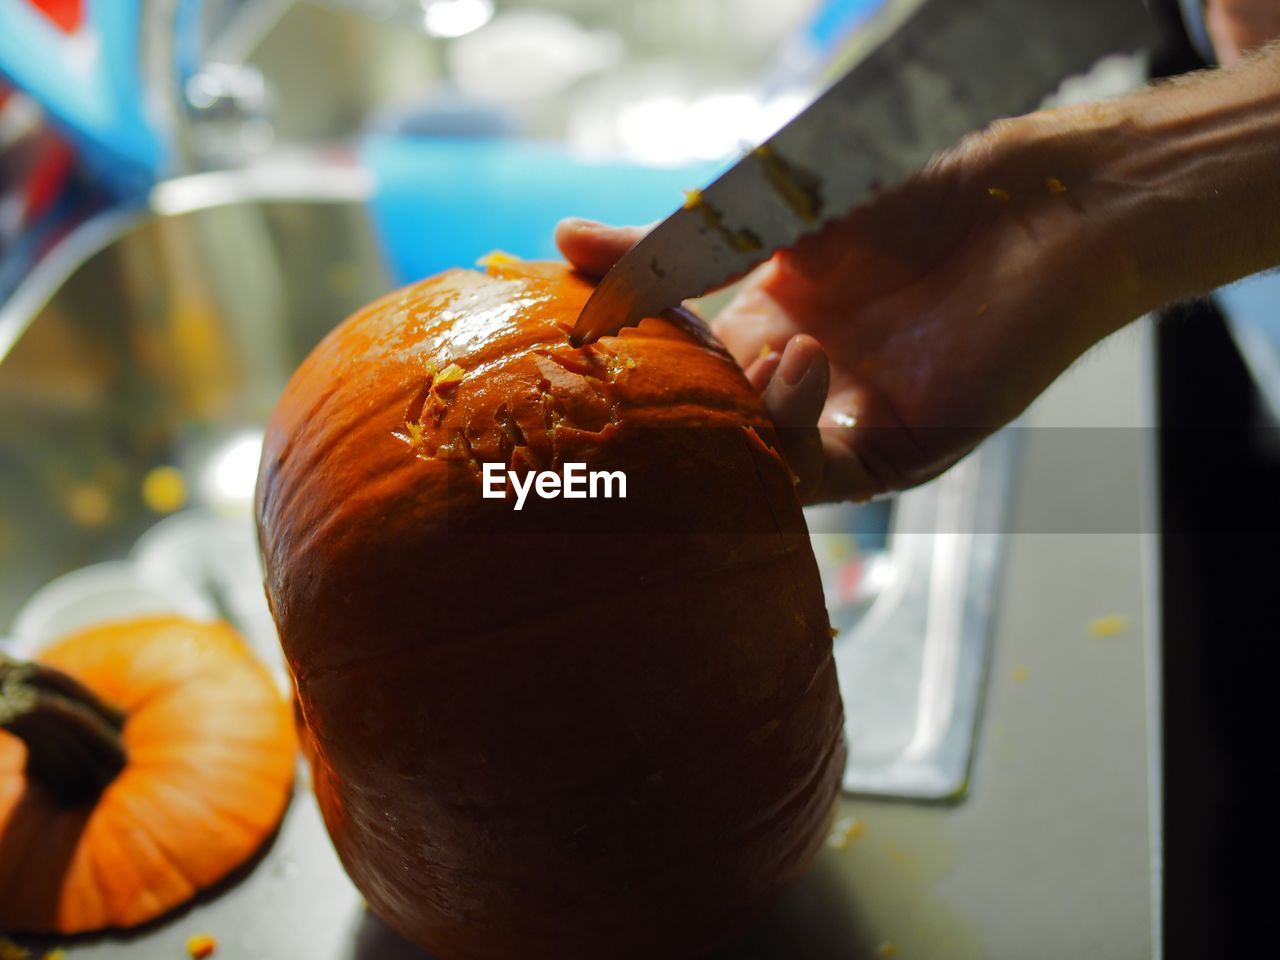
[557,110,1144,504]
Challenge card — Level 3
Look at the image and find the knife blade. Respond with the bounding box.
[570,0,1154,345]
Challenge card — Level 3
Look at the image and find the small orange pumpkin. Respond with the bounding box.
[0,616,297,933]
[257,260,846,959]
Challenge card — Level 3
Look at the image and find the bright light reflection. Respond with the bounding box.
[203,431,264,507]
[687,93,760,160]
[422,0,493,38]
[442,297,535,353]
[754,92,809,141]
[605,89,809,165]
[616,96,690,166]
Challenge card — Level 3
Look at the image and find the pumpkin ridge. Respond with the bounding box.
[82,809,153,929]
[115,646,278,724]
[335,734,841,958]
[300,542,817,682]
[124,736,294,776]
[126,775,258,886]
[91,795,194,924]
[260,386,437,556]
[255,370,347,505]
[41,618,248,714]
[128,758,291,834]
[125,738,294,780]
[536,746,840,937]
[740,424,808,603]
[190,788,287,837]
[124,676,285,728]
[101,780,203,899]
[263,455,445,607]
[318,668,837,831]
[543,725,843,935]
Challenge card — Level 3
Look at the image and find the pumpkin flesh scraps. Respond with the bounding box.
[397,332,626,474]
[0,617,296,935]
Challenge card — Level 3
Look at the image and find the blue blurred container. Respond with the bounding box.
[361,134,724,283]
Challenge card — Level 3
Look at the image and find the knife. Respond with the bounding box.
[570,0,1155,345]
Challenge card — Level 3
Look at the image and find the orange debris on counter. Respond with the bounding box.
[827,816,865,850]
[186,934,217,959]
[1089,614,1130,638]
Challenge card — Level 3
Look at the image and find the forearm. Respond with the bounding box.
[998,43,1280,333]
[1108,44,1280,304]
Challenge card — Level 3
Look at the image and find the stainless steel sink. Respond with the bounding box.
[0,165,383,663]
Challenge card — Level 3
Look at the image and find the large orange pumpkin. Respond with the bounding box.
[0,616,296,933]
[255,260,845,959]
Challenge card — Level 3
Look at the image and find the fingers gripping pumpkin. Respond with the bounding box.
[0,617,296,933]
[255,261,845,959]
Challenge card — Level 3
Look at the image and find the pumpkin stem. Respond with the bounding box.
[0,653,127,805]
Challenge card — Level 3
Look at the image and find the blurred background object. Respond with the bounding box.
[0,0,893,277]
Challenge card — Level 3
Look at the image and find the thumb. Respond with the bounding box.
[761,335,829,502]
[555,219,650,277]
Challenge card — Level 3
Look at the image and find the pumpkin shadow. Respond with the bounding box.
[346,857,871,960]
[352,910,439,959]
[707,858,873,960]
